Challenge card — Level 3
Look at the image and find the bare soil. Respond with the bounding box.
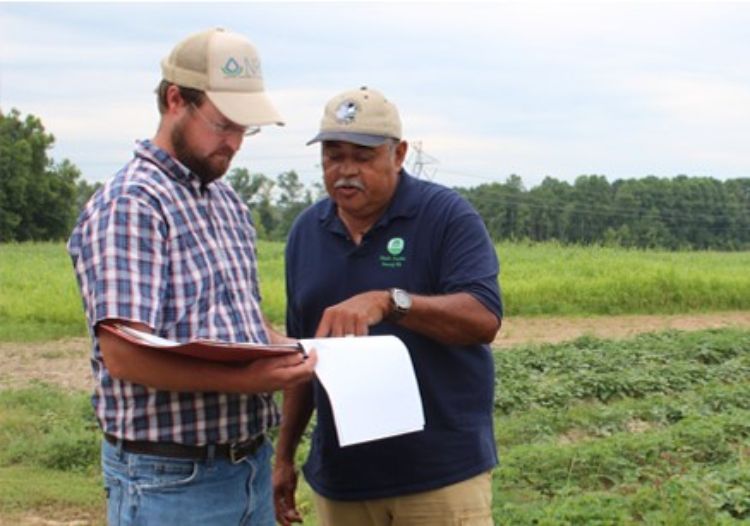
[2,311,750,393]
[493,310,750,348]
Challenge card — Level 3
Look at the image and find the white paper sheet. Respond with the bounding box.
[300,335,425,447]
[117,325,179,347]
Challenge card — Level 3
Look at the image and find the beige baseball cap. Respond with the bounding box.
[307,86,401,147]
[161,28,284,127]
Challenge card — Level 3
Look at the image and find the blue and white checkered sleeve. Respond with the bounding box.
[86,194,169,329]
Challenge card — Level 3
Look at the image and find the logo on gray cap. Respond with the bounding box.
[335,100,359,125]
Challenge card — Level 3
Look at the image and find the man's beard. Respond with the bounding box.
[171,121,234,185]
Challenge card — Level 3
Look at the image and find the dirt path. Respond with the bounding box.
[494,311,750,348]
[2,311,750,393]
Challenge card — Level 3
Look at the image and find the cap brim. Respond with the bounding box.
[306,131,391,147]
[207,91,284,127]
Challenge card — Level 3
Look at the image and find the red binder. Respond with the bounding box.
[98,323,305,363]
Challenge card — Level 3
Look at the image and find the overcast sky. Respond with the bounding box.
[1,1,749,189]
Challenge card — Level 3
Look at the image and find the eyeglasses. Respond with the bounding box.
[189,102,261,137]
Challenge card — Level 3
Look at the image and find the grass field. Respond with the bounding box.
[499,242,750,315]
[2,241,750,342]
[1,241,749,524]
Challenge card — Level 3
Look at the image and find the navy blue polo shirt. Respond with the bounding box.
[285,171,503,500]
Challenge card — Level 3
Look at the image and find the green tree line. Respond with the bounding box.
[2,108,749,249]
[225,167,324,241]
[458,174,750,250]
[0,109,99,241]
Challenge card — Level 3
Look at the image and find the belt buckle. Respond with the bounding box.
[229,443,247,464]
[228,434,264,464]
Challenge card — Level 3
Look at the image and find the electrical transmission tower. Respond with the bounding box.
[407,141,439,180]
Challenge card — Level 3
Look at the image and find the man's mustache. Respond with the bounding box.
[212,147,236,159]
[334,178,365,191]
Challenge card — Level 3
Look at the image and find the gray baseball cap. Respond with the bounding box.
[307,86,401,147]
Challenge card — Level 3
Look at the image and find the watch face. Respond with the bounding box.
[393,288,412,310]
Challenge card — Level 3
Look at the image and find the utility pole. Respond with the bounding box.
[408,141,439,180]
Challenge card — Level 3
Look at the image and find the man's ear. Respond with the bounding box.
[394,140,408,168]
[164,84,186,115]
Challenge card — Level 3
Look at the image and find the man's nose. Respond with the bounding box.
[225,133,243,152]
[339,159,359,176]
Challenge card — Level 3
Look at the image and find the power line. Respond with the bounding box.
[407,141,439,180]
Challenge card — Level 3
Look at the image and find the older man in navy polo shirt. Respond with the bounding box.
[274,86,503,526]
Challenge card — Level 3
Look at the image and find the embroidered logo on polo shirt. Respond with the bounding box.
[387,237,404,255]
[380,237,406,268]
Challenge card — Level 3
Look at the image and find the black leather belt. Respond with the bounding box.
[104,433,266,464]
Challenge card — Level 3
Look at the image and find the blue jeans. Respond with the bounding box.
[102,437,275,526]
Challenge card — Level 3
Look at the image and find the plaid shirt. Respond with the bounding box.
[68,140,279,445]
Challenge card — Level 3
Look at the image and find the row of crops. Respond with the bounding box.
[491,329,750,524]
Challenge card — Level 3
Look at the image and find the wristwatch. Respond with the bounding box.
[387,288,412,322]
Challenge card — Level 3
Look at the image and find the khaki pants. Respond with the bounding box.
[313,471,493,526]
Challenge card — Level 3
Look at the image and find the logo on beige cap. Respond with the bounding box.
[335,100,359,125]
[221,57,262,79]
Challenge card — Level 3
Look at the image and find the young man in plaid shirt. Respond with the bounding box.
[68,28,316,525]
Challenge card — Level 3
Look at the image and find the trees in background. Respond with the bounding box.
[225,168,322,241]
[0,109,84,242]
[2,108,749,249]
[459,174,750,250]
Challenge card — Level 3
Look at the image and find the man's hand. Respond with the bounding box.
[241,350,317,393]
[315,290,390,337]
[273,457,303,525]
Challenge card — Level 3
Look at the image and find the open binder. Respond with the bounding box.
[98,323,305,363]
